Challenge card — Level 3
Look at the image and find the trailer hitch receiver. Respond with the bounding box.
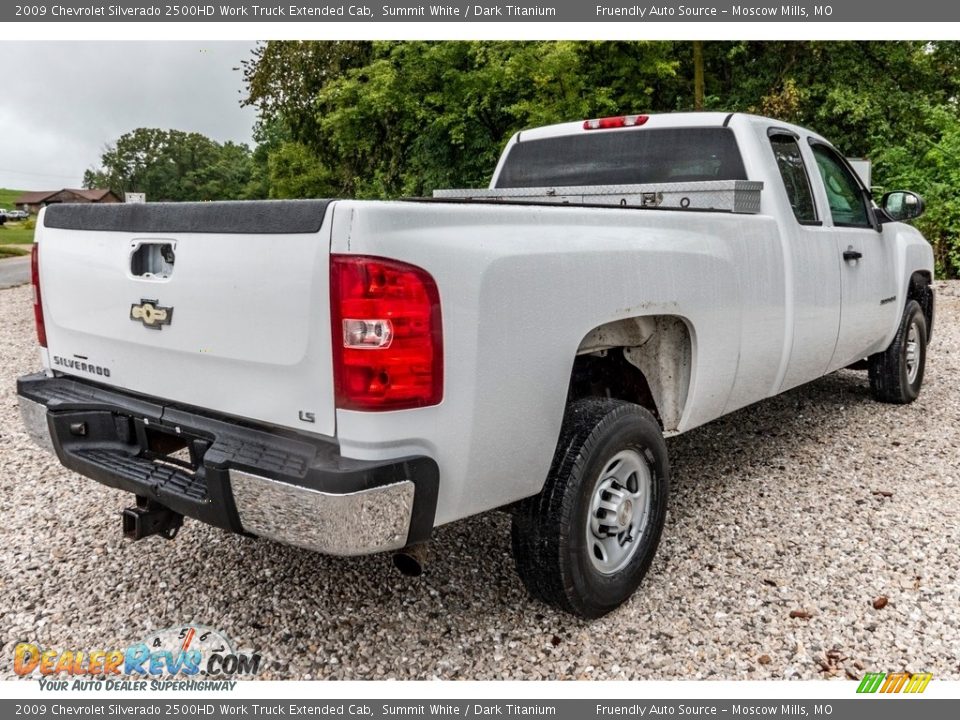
[122,497,183,541]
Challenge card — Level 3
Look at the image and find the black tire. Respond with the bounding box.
[868,299,927,404]
[511,398,669,618]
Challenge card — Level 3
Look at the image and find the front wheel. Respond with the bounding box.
[511,398,669,618]
[868,299,927,404]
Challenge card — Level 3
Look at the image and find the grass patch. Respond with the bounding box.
[1,188,35,244]
[0,223,35,245]
[0,245,29,258]
[0,188,25,210]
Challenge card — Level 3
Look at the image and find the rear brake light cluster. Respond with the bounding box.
[31,244,47,348]
[330,255,442,411]
[583,114,649,130]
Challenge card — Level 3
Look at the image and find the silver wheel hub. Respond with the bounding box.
[586,449,653,575]
[906,321,920,385]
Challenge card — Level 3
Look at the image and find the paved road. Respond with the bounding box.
[0,256,29,289]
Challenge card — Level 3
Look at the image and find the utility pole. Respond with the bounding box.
[693,41,705,111]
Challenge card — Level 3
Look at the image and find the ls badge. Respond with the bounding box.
[130,299,173,330]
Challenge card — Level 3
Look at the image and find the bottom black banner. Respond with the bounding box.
[2,699,957,720]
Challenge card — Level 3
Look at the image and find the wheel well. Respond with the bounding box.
[908,271,934,342]
[569,350,661,425]
[569,316,693,432]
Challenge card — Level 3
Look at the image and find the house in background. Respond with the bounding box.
[15,188,121,215]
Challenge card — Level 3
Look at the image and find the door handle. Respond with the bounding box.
[843,249,863,262]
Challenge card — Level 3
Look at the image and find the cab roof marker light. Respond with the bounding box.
[583,115,649,130]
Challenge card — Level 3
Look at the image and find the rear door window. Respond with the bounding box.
[769,133,818,225]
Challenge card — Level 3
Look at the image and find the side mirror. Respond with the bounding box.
[880,190,925,223]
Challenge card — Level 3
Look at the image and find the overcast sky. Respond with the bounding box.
[0,42,258,191]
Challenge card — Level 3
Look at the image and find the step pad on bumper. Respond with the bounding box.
[78,448,208,503]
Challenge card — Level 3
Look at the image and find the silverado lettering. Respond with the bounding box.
[52,356,111,377]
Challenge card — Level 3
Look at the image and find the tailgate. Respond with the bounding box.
[36,200,337,437]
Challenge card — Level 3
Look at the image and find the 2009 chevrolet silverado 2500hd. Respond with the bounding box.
[18,112,934,618]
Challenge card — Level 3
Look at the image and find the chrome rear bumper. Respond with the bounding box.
[19,396,55,455]
[17,372,438,557]
[230,470,415,556]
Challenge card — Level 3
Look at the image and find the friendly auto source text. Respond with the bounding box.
[595,5,830,17]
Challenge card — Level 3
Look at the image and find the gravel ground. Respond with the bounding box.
[1,281,958,681]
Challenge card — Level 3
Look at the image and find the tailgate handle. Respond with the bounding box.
[131,242,176,278]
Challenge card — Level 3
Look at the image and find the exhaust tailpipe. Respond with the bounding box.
[393,543,429,577]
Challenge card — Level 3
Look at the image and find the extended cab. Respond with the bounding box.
[18,113,934,617]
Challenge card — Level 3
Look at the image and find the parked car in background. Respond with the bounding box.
[6,210,29,221]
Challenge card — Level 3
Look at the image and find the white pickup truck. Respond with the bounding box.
[18,112,934,617]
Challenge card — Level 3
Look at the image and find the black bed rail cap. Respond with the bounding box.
[42,199,334,235]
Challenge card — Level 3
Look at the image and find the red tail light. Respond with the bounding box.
[30,244,47,348]
[330,255,442,411]
[583,114,649,130]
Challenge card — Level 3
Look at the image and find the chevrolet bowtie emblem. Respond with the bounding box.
[130,299,173,330]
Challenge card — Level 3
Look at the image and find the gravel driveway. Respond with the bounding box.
[2,282,958,681]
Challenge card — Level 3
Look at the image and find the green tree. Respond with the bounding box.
[84,128,261,201]
[241,41,373,147]
[243,41,680,198]
[876,105,960,277]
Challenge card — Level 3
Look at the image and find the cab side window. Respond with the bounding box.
[811,144,871,227]
[769,134,817,224]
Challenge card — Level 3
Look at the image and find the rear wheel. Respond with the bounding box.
[511,398,669,618]
[868,299,927,404]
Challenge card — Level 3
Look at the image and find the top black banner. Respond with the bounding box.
[3,1,953,22]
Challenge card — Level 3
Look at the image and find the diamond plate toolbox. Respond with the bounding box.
[433,180,764,214]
